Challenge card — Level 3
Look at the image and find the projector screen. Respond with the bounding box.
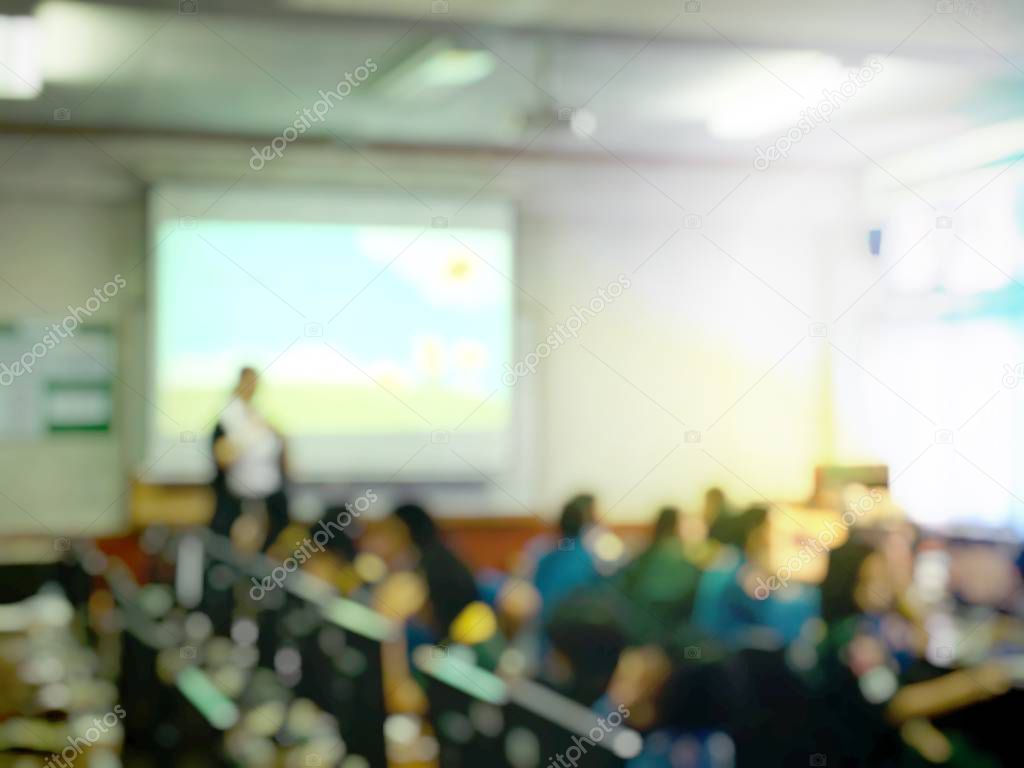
[146,184,516,482]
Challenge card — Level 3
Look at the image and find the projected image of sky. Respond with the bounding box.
[153,219,513,438]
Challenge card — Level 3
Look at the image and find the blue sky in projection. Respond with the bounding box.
[155,219,513,393]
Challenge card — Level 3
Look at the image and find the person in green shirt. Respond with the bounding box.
[618,507,702,642]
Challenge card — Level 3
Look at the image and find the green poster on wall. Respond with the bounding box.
[0,323,115,436]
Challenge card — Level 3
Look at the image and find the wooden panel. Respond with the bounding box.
[132,482,213,526]
[129,483,653,571]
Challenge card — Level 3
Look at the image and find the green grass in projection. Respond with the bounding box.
[160,385,507,432]
[155,219,513,435]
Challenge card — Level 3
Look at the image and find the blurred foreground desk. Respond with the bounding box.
[197,531,396,766]
[414,646,642,768]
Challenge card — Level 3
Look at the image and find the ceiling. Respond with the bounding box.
[0,0,1022,163]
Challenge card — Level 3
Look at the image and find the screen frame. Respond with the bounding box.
[143,182,522,486]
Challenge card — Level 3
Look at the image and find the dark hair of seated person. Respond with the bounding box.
[709,503,768,550]
[808,537,905,766]
[656,648,815,768]
[819,537,877,624]
[393,503,479,634]
[654,505,679,540]
[318,504,359,561]
[657,660,735,732]
[545,585,630,705]
[559,493,594,539]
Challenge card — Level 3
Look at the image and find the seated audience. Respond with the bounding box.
[544,585,631,705]
[514,492,597,577]
[618,506,701,637]
[300,504,366,597]
[808,537,1012,767]
[390,502,480,640]
[532,494,601,627]
[200,484,1024,767]
[692,505,820,649]
[688,486,736,565]
[703,486,730,529]
[635,647,815,768]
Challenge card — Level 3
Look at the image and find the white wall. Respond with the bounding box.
[0,183,143,536]
[0,134,863,531]
[515,162,860,518]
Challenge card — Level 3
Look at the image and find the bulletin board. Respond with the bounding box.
[0,322,116,436]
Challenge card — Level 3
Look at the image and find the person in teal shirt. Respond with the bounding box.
[692,505,820,649]
[533,495,601,628]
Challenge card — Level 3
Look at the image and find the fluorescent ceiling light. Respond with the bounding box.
[0,15,42,99]
[419,48,495,88]
[874,118,1024,188]
[38,1,151,86]
[371,38,496,100]
[569,108,597,139]
[682,51,847,141]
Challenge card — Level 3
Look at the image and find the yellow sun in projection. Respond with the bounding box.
[361,230,500,307]
[444,251,474,282]
[414,247,492,306]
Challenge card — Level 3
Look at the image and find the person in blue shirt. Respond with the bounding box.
[532,494,601,628]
